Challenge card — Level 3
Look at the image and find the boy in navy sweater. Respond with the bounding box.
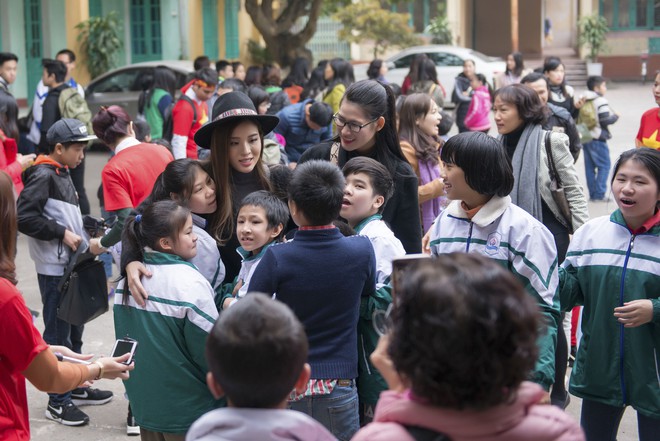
[249,160,376,441]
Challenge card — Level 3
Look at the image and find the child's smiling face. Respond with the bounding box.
[236,205,282,255]
[169,214,198,260]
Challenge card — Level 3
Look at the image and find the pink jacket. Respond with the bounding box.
[463,85,491,132]
[351,382,584,441]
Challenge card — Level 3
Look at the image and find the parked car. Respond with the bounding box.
[354,45,505,106]
[85,60,195,119]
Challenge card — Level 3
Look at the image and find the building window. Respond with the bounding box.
[130,0,162,62]
[600,0,659,30]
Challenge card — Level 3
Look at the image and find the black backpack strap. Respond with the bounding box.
[179,95,197,125]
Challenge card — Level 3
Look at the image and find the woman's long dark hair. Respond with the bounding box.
[543,56,568,97]
[507,52,525,77]
[282,57,310,88]
[138,66,177,115]
[0,171,17,285]
[398,93,440,165]
[341,80,409,178]
[301,62,327,100]
[326,58,354,92]
[367,59,384,80]
[0,92,19,141]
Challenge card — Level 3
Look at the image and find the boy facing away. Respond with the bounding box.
[249,160,376,441]
[340,156,406,424]
[186,295,336,441]
[219,190,288,309]
[17,119,112,426]
[581,75,619,201]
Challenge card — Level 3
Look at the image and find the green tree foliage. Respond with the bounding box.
[425,15,452,45]
[75,12,123,79]
[578,14,609,62]
[334,1,421,59]
[245,0,324,67]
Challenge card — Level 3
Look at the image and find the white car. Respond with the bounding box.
[354,45,506,106]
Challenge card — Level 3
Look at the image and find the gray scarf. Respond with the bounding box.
[508,124,543,221]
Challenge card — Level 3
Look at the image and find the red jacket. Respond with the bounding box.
[172,81,209,159]
[0,130,24,194]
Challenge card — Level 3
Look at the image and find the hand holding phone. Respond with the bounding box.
[111,338,138,365]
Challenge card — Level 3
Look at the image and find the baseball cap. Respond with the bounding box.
[46,118,97,145]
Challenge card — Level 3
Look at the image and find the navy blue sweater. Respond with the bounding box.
[249,228,376,379]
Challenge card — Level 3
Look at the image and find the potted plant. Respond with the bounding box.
[578,13,609,76]
[75,12,123,79]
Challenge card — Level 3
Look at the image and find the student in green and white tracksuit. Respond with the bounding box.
[425,132,560,392]
[114,201,222,438]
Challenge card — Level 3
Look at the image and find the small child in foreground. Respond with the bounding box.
[185,295,336,441]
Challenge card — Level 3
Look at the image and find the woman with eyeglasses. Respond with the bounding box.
[300,80,422,253]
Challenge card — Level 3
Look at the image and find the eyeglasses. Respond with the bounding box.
[332,114,380,133]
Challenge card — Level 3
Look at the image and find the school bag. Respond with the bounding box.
[576,99,597,143]
[161,95,196,142]
[58,87,93,133]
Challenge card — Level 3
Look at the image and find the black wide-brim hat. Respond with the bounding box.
[194,91,280,148]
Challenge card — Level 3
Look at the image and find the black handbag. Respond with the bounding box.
[544,131,573,232]
[57,246,108,326]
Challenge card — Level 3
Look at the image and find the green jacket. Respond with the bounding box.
[560,210,660,418]
[145,88,169,139]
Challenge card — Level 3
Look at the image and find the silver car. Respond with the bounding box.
[85,60,195,119]
[354,45,506,104]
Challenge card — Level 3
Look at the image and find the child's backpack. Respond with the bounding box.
[58,87,93,133]
[576,99,597,143]
[161,95,196,142]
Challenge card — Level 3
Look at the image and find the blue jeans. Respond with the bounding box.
[582,140,611,199]
[289,381,359,441]
[38,274,84,404]
[581,398,660,441]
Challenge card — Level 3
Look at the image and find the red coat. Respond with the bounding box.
[0,130,24,195]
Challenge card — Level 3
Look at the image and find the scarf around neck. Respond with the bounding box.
[505,123,543,221]
[418,158,442,232]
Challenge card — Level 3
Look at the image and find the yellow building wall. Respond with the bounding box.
[189,0,205,61]
[65,0,91,84]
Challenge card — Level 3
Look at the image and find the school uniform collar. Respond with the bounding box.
[191,213,207,229]
[446,195,511,227]
[236,241,275,261]
[115,136,141,154]
[611,208,660,235]
[143,249,197,270]
[354,214,382,234]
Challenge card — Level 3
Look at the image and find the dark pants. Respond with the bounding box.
[70,157,90,215]
[38,273,84,404]
[581,399,660,441]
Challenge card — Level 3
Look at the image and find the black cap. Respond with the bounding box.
[46,118,97,144]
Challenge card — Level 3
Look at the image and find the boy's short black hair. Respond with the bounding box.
[194,55,211,71]
[239,190,289,236]
[219,78,247,94]
[56,49,76,62]
[0,52,18,65]
[268,164,293,203]
[520,72,548,87]
[288,160,345,225]
[133,120,151,142]
[42,59,67,83]
[587,75,606,91]
[195,67,219,86]
[342,157,394,213]
[440,132,514,197]
[216,59,231,73]
[308,102,333,127]
[206,294,308,408]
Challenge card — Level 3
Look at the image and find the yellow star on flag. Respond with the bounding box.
[642,129,660,149]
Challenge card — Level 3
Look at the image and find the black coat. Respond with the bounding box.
[300,141,422,253]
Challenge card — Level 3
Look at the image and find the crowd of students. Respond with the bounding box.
[1,48,660,441]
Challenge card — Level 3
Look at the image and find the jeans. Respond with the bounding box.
[38,273,84,404]
[289,381,359,441]
[582,140,611,200]
[581,399,660,441]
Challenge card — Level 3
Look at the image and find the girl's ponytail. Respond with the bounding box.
[120,214,145,279]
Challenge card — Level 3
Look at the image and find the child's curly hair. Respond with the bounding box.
[388,253,540,410]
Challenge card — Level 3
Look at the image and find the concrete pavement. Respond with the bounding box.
[17,81,655,440]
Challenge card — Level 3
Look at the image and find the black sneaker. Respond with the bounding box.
[45,401,89,426]
[71,387,113,406]
[127,404,140,436]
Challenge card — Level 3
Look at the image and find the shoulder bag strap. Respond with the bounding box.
[544,131,562,186]
[330,142,340,166]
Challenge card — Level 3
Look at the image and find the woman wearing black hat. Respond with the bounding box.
[126,93,279,302]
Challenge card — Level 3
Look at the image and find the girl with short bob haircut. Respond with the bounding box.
[300,79,422,253]
[115,200,220,437]
[425,131,560,392]
[398,93,446,232]
[560,148,660,440]
[353,253,584,441]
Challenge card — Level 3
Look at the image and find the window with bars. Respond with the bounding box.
[600,0,660,30]
[130,0,162,62]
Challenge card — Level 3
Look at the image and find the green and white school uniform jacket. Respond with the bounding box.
[114,251,220,434]
[560,210,660,419]
[429,195,560,390]
[355,214,406,289]
[218,243,274,309]
[191,214,225,296]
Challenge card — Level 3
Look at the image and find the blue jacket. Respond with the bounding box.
[274,99,332,162]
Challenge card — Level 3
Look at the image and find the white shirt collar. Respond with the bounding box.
[114,137,141,154]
